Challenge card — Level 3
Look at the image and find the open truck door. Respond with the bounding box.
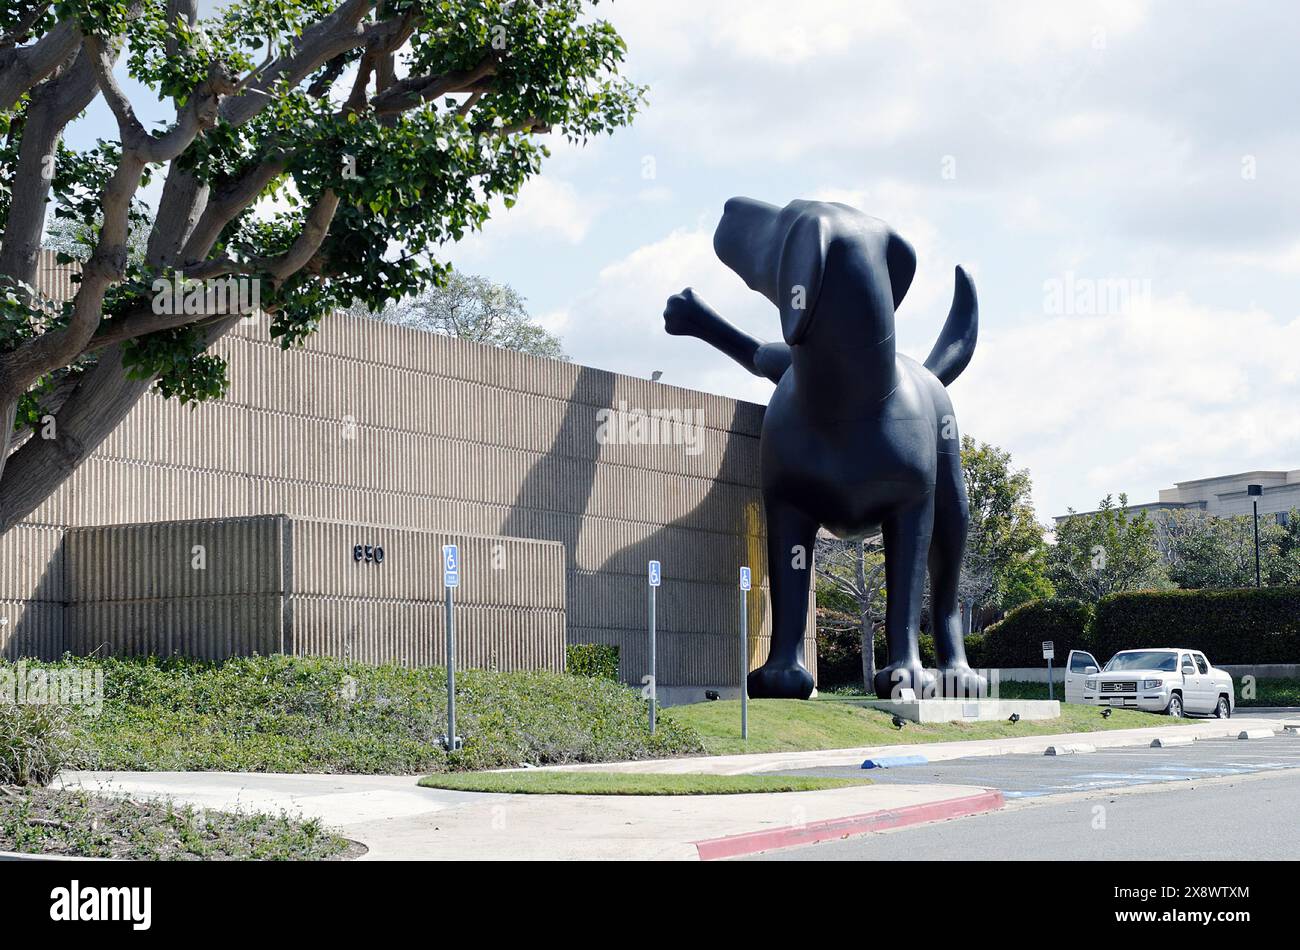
[1065,649,1099,704]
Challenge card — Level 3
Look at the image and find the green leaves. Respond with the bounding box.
[12,1,643,415]
[122,325,231,404]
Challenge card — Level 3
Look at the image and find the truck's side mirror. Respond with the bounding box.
[1085,665,1098,675]
[1181,663,1194,675]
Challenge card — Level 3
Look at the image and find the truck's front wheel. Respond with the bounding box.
[1166,693,1184,718]
[1215,695,1231,719]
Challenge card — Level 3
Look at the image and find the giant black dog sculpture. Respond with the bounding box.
[664,197,985,700]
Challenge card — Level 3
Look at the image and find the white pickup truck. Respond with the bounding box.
[1064,648,1235,718]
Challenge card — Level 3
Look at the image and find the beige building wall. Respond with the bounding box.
[4,311,814,687]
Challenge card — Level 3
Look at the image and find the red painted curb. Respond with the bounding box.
[693,789,1005,860]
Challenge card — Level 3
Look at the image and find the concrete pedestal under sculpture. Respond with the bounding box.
[664,197,986,700]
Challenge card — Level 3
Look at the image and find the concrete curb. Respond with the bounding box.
[693,789,1004,860]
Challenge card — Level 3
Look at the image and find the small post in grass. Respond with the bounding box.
[1042,639,1055,702]
[440,544,462,752]
[739,566,751,740]
[648,559,661,734]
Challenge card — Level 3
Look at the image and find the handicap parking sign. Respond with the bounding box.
[648,560,661,587]
[740,567,751,591]
[443,544,460,587]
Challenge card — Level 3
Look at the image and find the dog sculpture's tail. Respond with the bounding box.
[923,266,978,386]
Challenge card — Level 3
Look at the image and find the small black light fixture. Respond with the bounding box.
[891,714,907,730]
[1008,712,1021,724]
[705,689,720,701]
[649,370,663,382]
[1101,708,1112,719]
[1248,484,1263,588]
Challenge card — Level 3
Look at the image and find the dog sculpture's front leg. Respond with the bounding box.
[746,501,817,700]
[664,288,791,384]
[875,499,940,699]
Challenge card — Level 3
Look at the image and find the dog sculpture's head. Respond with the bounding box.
[713,197,917,346]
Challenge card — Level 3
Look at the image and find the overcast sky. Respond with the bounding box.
[66,0,1300,522]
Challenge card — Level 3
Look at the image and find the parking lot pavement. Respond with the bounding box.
[774,734,1300,800]
[747,768,1300,861]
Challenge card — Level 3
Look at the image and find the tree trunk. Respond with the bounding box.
[855,541,876,691]
[0,396,16,491]
[0,346,152,531]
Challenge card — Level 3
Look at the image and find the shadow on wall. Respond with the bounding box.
[593,401,772,692]
[3,532,66,660]
[499,364,773,690]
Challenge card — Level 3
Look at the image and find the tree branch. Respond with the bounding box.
[0,19,79,113]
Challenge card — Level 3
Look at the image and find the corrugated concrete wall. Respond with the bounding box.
[7,311,815,685]
[51,516,567,668]
[0,523,65,660]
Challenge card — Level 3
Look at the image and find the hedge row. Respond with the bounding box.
[1091,587,1300,665]
[979,586,1300,667]
[979,599,1093,667]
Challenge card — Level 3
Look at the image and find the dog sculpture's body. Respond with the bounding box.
[664,198,985,700]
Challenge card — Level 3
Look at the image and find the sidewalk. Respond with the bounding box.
[58,770,998,860]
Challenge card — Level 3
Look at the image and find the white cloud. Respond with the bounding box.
[958,297,1300,517]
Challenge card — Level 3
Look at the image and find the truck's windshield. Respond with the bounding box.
[1104,651,1179,672]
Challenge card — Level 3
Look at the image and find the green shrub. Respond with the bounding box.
[0,702,78,787]
[981,598,1093,666]
[1,655,702,775]
[1091,586,1300,665]
[566,644,620,681]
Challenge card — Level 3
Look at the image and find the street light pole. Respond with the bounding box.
[1248,484,1263,588]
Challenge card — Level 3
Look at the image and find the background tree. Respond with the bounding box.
[0,0,641,533]
[1159,508,1300,589]
[375,268,566,359]
[814,534,885,691]
[960,435,1052,626]
[1048,494,1170,601]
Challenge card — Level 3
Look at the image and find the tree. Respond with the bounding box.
[0,0,641,533]
[1048,494,1170,601]
[959,436,1052,625]
[814,534,885,691]
[1159,508,1300,589]
[377,269,566,359]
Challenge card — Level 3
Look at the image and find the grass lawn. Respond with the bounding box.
[417,771,871,795]
[0,786,360,860]
[661,698,1194,756]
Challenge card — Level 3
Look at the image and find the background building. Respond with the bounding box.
[1056,470,1300,526]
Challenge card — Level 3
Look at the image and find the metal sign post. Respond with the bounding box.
[739,567,751,740]
[647,560,660,734]
[441,544,462,751]
[1042,640,1055,702]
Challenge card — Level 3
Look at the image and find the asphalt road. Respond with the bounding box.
[752,732,1300,860]
[749,767,1300,860]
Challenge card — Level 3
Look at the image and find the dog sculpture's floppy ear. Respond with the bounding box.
[885,231,916,311]
[777,213,829,345]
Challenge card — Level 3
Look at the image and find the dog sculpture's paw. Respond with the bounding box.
[874,664,937,700]
[663,288,711,337]
[747,661,815,700]
[936,665,989,699]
